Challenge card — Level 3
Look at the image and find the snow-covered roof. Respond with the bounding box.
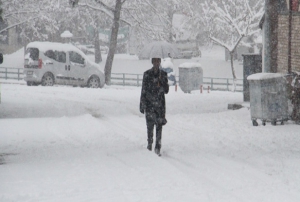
[247,73,283,81]
[179,62,202,69]
[27,41,86,57]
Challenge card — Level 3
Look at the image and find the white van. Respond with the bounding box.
[24,41,105,88]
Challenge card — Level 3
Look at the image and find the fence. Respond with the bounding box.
[0,67,244,92]
[0,67,23,81]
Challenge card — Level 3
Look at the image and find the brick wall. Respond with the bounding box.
[278,15,289,73]
[277,14,300,73]
[291,15,300,72]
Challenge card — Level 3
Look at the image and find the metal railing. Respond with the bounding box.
[0,67,244,92]
[110,73,243,92]
[111,73,143,87]
[0,67,23,81]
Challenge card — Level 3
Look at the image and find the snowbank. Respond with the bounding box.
[179,62,202,68]
[247,73,283,81]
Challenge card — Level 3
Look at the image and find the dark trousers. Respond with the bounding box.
[146,111,162,149]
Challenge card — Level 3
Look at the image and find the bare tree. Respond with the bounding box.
[73,0,129,85]
[0,0,3,22]
[185,0,263,91]
[123,0,183,43]
[104,0,126,85]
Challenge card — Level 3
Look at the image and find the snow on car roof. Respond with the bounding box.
[26,41,99,67]
[247,73,283,81]
[179,62,202,68]
[27,41,83,53]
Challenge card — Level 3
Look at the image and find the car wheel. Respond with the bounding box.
[27,81,33,86]
[41,73,54,86]
[87,75,100,88]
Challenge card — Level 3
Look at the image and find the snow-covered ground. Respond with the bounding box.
[1,46,300,202]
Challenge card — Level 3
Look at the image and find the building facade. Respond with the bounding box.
[277,0,300,73]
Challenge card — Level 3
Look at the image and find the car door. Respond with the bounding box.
[68,51,86,86]
[44,50,68,85]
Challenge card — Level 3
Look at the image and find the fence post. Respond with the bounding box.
[18,69,20,80]
[200,85,203,93]
[123,73,125,86]
[5,68,7,80]
[137,74,139,87]
[227,79,229,91]
[211,78,213,90]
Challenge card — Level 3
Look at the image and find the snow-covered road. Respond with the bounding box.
[1,84,300,202]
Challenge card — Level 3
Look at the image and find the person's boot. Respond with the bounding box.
[147,138,153,151]
[154,141,161,156]
[147,143,152,151]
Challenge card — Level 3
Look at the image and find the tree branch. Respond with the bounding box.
[79,2,131,26]
[0,17,39,34]
[94,0,115,12]
[3,10,39,19]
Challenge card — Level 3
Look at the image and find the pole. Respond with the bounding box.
[288,0,292,73]
[264,0,278,73]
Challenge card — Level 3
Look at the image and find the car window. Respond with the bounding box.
[69,51,84,65]
[26,48,39,61]
[45,50,55,60]
[56,51,66,63]
[45,50,66,63]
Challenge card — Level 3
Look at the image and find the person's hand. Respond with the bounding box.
[140,108,144,114]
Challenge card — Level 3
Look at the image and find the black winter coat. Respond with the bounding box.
[140,67,169,117]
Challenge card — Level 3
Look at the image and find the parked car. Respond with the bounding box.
[76,44,108,55]
[24,41,105,88]
[0,53,3,64]
[180,51,193,59]
[100,46,109,54]
[192,49,201,57]
[76,44,95,55]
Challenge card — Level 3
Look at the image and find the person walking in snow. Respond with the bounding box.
[140,58,169,156]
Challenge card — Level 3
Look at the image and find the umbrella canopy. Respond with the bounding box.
[138,41,181,60]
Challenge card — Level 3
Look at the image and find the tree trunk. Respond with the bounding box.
[94,24,102,64]
[167,7,174,43]
[230,51,237,92]
[104,0,123,85]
